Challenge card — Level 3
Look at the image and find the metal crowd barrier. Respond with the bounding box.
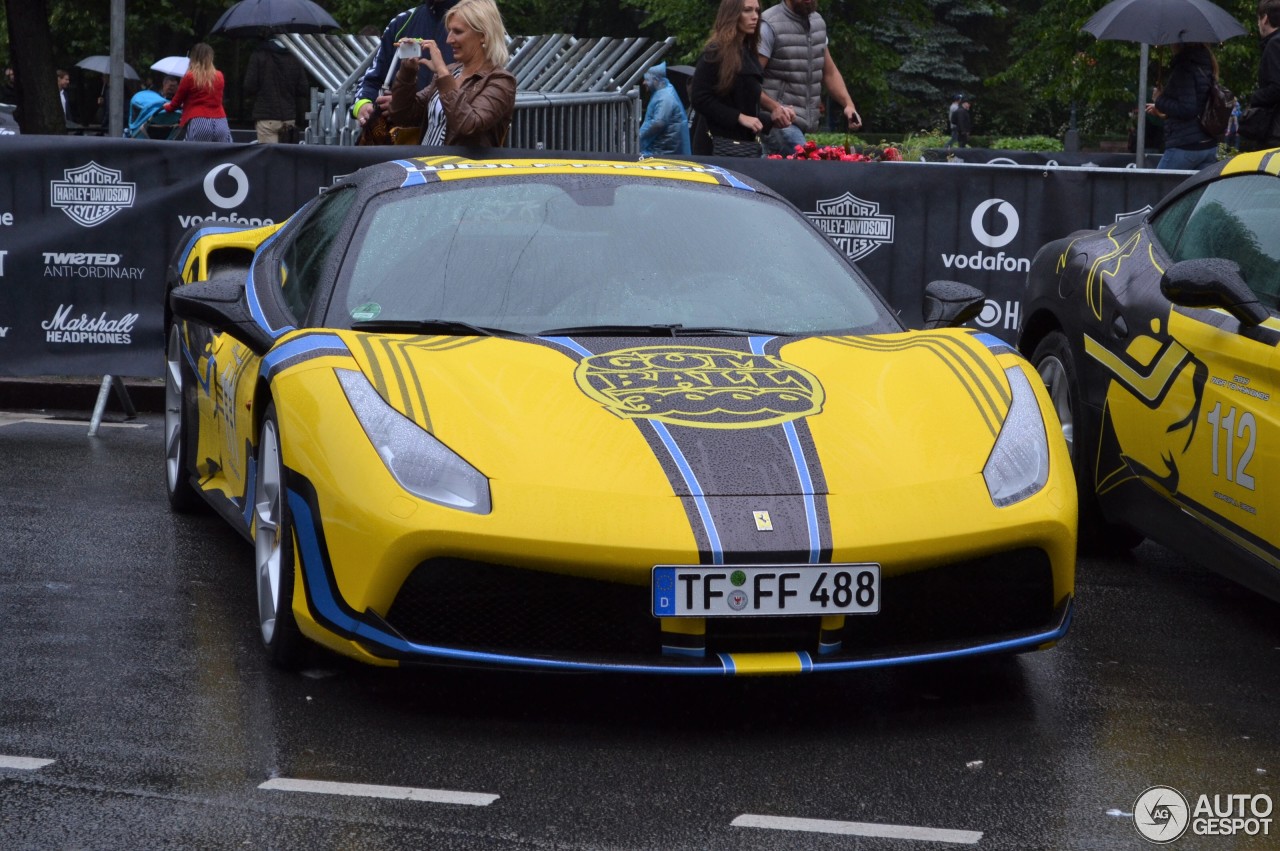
[304,89,642,153]
[509,91,639,153]
[292,33,669,154]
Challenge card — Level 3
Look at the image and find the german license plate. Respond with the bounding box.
[651,564,880,617]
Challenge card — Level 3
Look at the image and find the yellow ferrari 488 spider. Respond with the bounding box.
[166,156,1076,674]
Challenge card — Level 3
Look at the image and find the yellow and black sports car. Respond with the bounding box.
[166,156,1075,674]
[1019,148,1280,598]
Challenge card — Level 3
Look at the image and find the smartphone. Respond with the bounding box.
[395,40,421,61]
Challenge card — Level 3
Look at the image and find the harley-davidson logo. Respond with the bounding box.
[50,162,136,228]
[574,345,824,429]
[806,191,895,262]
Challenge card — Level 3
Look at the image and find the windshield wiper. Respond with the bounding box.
[538,323,787,337]
[350,319,519,337]
[539,323,684,337]
[672,326,790,337]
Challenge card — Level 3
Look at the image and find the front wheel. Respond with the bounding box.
[164,325,203,513]
[1031,331,1143,553]
[254,402,307,669]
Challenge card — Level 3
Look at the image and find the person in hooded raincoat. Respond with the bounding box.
[638,62,691,156]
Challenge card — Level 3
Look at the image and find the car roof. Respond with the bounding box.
[335,155,779,200]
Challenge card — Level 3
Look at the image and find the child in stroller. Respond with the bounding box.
[126,76,182,139]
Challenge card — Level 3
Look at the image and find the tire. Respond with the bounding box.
[1031,331,1143,553]
[164,325,204,513]
[254,402,307,669]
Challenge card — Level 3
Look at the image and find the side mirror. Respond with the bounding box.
[169,276,274,355]
[1160,258,1269,327]
[922,280,986,329]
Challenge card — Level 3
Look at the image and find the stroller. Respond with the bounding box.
[125,89,181,139]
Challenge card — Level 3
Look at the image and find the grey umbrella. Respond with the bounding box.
[210,0,340,38]
[1081,0,1248,165]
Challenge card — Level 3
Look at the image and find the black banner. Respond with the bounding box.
[0,136,1190,377]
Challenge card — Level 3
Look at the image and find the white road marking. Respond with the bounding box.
[732,814,982,844]
[0,411,145,429]
[259,777,498,806]
[0,755,55,770]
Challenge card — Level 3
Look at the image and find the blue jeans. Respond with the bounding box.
[764,124,806,156]
[1157,146,1218,171]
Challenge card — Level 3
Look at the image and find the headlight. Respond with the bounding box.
[983,365,1050,507]
[336,369,491,514]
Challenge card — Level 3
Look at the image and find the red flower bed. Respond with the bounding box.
[769,140,903,162]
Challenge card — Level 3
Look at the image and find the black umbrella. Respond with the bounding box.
[210,0,340,38]
[1080,0,1248,166]
[1082,0,1248,44]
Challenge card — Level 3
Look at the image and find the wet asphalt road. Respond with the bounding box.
[2,408,1280,851]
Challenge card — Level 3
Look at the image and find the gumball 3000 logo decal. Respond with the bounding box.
[574,345,824,429]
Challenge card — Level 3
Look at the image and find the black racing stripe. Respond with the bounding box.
[633,421,717,564]
[663,422,815,562]
[287,470,363,636]
[534,335,835,565]
[381,336,426,427]
[822,334,1009,437]
[787,415,833,562]
[355,334,388,397]
[261,337,349,382]
[356,334,490,431]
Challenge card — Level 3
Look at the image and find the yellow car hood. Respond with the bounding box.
[334,329,1015,499]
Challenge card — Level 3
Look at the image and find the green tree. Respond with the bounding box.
[872,0,1006,133]
[995,0,1261,140]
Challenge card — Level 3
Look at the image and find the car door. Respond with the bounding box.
[1140,173,1280,558]
[212,186,359,504]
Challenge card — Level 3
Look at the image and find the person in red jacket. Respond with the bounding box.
[164,43,231,142]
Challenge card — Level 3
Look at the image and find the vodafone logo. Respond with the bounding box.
[178,163,273,229]
[970,199,1019,248]
[204,163,250,209]
[940,198,1031,278]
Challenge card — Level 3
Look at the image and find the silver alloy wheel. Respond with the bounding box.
[1036,355,1074,455]
[254,417,284,647]
[164,327,184,494]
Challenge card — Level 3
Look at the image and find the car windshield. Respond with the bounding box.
[330,175,901,336]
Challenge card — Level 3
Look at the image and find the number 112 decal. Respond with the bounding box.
[1206,402,1257,491]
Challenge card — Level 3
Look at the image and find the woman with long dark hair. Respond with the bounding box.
[689,0,767,156]
[1146,42,1219,170]
[164,43,231,142]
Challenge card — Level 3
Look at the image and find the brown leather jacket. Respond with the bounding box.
[387,59,516,146]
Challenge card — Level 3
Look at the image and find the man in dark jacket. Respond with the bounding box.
[352,0,459,139]
[952,99,972,148]
[244,38,310,143]
[1242,0,1280,150]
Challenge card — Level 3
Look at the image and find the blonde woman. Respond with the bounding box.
[164,43,231,142]
[387,0,516,146]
